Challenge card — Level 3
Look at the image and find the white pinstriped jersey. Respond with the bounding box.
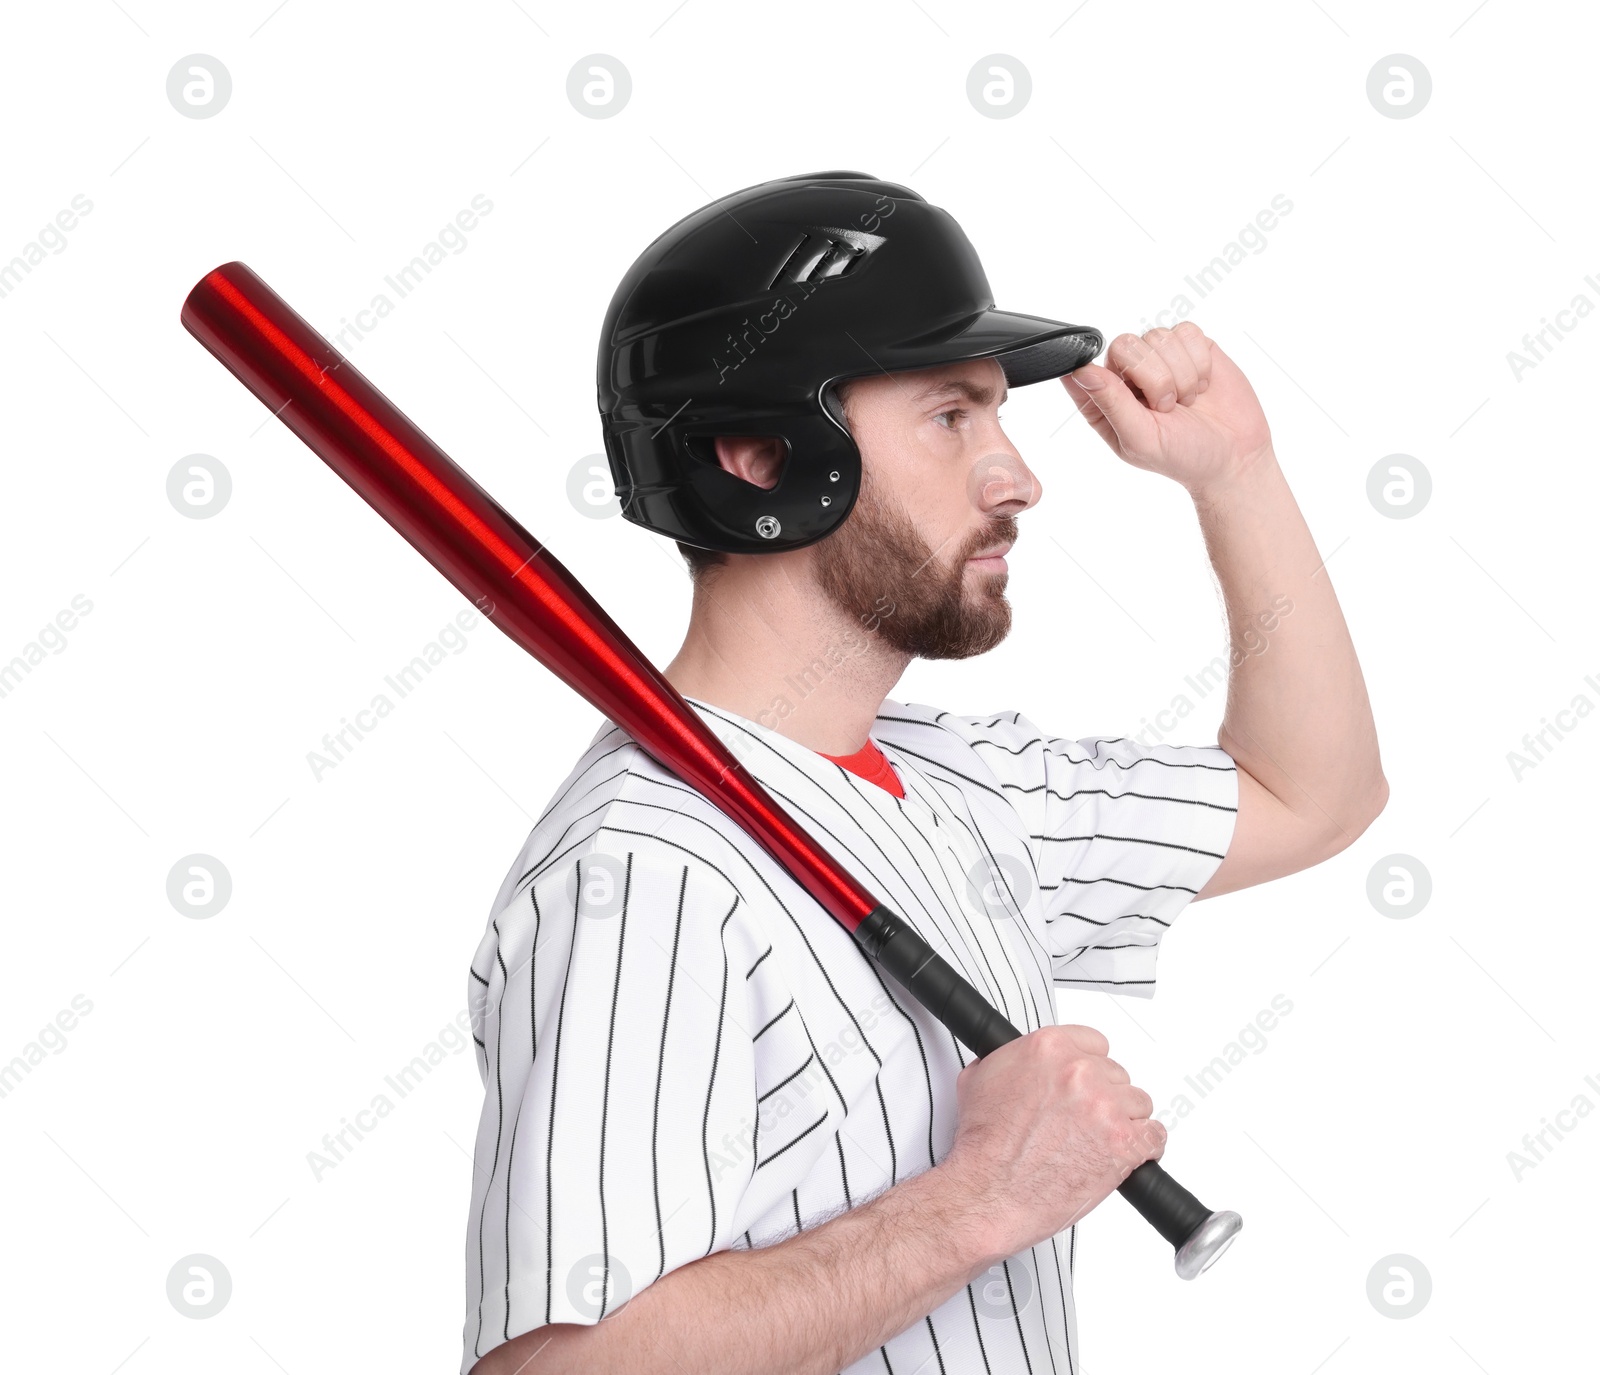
[462,698,1238,1374]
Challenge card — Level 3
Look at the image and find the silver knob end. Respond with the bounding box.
[1174,1210,1242,1280]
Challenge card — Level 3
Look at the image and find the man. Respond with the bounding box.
[463,172,1386,1374]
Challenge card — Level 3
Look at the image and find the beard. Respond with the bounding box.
[813,473,1017,661]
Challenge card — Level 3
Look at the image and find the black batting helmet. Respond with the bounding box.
[596,170,1102,554]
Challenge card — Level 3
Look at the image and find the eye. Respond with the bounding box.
[934,407,966,430]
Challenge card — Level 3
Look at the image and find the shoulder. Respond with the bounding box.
[871,699,1044,750]
[500,724,760,906]
[870,700,1054,796]
[470,727,766,998]
[874,702,1234,776]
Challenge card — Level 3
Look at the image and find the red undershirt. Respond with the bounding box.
[819,739,905,799]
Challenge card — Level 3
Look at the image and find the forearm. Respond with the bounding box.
[1191,447,1386,839]
[500,1163,999,1375]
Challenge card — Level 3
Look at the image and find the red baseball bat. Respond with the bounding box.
[180,261,1240,1278]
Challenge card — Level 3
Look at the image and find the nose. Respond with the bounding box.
[969,448,1042,516]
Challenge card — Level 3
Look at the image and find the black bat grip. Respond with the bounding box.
[1117,1159,1209,1246]
[855,905,1022,1056]
[854,905,1240,1277]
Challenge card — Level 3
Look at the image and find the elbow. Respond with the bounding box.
[1360,769,1391,833]
[1319,771,1390,859]
[1370,771,1391,820]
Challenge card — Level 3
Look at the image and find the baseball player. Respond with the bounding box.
[463,172,1387,1374]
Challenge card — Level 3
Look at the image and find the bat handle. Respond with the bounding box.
[854,906,1242,1279]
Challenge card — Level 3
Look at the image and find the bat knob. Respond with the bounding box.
[1173,1210,1242,1280]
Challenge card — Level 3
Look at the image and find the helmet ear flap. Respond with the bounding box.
[652,412,861,554]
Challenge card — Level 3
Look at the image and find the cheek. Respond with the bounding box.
[857,421,975,540]
[899,477,970,552]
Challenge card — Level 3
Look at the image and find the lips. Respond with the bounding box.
[961,516,1019,571]
[967,541,1013,563]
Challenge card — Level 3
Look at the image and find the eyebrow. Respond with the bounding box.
[911,377,1008,408]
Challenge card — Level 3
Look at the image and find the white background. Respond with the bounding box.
[2,1,1594,1370]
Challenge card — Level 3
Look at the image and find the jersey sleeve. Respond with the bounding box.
[461,840,766,1368]
[953,712,1238,997]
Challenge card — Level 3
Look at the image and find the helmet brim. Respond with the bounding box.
[872,307,1104,389]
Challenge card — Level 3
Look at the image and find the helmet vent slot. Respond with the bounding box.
[769,233,865,287]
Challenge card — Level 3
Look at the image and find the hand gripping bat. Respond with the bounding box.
[181,261,1242,1279]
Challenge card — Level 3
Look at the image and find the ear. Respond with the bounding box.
[712,435,787,491]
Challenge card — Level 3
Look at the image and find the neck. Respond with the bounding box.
[662,558,910,755]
